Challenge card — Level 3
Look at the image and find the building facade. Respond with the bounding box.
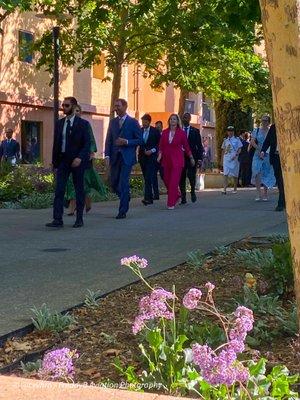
[0,11,216,166]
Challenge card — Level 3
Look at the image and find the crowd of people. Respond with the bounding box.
[0,95,284,228]
[221,115,285,212]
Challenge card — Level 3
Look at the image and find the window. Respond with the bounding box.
[93,53,106,79]
[19,30,34,64]
[184,100,195,115]
[21,121,42,163]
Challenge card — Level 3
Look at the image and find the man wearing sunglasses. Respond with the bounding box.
[46,96,90,228]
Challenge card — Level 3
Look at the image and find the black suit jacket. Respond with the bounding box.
[261,124,278,166]
[138,126,161,163]
[52,115,91,168]
[0,139,20,159]
[185,126,203,161]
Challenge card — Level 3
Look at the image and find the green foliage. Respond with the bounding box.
[247,358,299,399]
[269,241,294,296]
[235,248,274,270]
[213,245,231,256]
[276,303,299,336]
[184,321,226,349]
[20,359,42,374]
[235,241,294,297]
[31,304,75,333]
[268,234,289,244]
[84,289,102,308]
[19,193,54,209]
[0,165,54,202]
[242,286,283,317]
[187,249,207,269]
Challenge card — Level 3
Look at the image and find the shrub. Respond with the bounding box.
[187,249,207,269]
[31,304,75,333]
[19,193,54,209]
[235,240,294,297]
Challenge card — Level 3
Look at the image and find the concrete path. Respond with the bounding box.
[0,189,287,336]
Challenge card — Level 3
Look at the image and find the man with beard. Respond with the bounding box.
[46,96,90,228]
[180,112,203,204]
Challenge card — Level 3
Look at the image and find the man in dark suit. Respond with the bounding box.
[180,112,204,204]
[138,114,161,205]
[260,124,285,211]
[46,96,90,228]
[105,98,142,219]
[0,128,20,166]
[238,130,251,187]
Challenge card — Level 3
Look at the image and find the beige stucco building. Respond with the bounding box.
[0,11,216,166]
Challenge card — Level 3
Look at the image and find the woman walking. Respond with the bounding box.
[66,105,106,215]
[250,115,276,201]
[158,114,194,209]
[221,126,243,194]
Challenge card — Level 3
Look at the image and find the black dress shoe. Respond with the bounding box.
[180,199,187,205]
[142,200,153,206]
[191,192,197,203]
[153,195,160,200]
[116,213,126,219]
[45,220,63,228]
[73,220,84,228]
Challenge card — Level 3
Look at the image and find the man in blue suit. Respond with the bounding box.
[46,96,90,228]
[105,98,142,219]
[0,128,20,166]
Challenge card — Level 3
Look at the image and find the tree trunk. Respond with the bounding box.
[178,88,189,118]
[109,63,123,120]
[259,0,300,329]
[214,99,231,168]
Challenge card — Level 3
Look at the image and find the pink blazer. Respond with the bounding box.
[159,128,192,169]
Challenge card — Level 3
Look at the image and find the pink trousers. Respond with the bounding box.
[163,165,183,207]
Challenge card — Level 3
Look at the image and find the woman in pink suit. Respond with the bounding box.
[158,114,195,209]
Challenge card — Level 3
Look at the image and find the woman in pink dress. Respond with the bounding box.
[158,114,194,209]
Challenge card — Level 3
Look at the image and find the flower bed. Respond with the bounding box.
[0,236,299,398]
[0,163,145,208]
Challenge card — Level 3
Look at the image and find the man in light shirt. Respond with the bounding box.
[138,114,161,205]
[105,99,142,219]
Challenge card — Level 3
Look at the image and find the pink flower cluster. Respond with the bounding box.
[39,347,79,380]
[192,306,254,386]
[121,255,148,269]
[183,288,202,310]
[132,288,175,334]
[182,282,215,310]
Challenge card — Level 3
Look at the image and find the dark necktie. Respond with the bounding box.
[65,119,71,150]
[184,126,188,136]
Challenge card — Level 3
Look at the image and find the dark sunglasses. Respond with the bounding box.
[62,103,71,108]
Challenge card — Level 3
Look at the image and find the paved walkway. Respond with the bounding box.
[0,189,287,335]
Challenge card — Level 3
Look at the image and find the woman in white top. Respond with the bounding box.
[221,126,243,194]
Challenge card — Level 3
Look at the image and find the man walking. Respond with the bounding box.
[0,128,20,166]
[139,114,161,205]
[46,96,90,228]
[238,130,251,187]
[260,124,285,211]
[105,98,142,219]
[180,112,203,204]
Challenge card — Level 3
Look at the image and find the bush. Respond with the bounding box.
[31,304,75,333]
[235,240,294,297]
[0,165,54,202]
[19,193,54,209]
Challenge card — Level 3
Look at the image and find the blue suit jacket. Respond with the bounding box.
[52,115,91,168]
[105,115,142,166]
